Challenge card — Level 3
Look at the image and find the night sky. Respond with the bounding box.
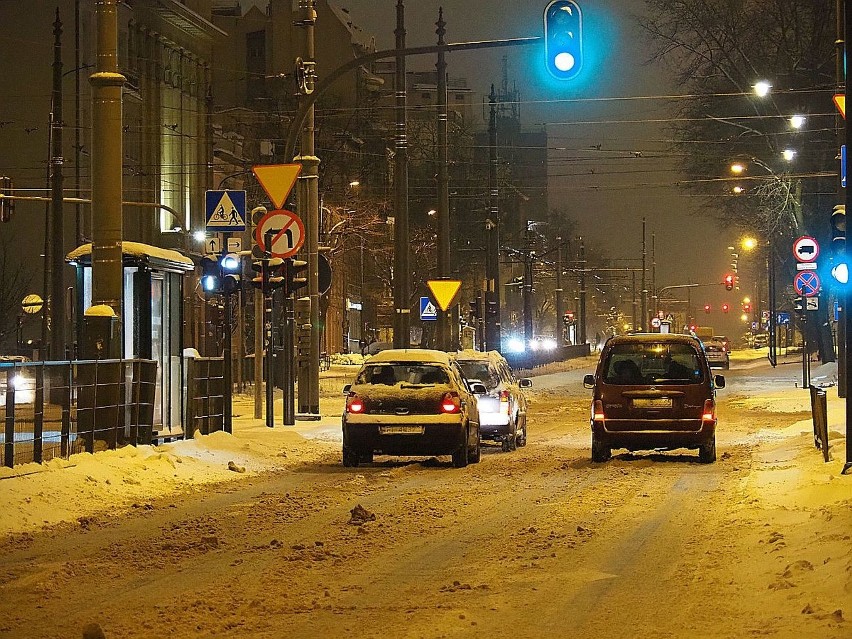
[249,0,740,330]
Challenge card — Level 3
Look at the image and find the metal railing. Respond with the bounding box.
[809,385,831,462]
[1,359,157,468]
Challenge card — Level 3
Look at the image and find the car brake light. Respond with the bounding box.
[440,391,461,414]
[499,389,510,415]
[592,399,605,422]
[702,399,715,422]
[347,394,365,414]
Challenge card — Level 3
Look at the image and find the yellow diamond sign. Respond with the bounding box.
[427,280,462,312]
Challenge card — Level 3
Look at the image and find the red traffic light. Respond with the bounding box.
[721,303,729,313]
[724,274,734,291]
[704,304,711,313]
[743,303,751,313]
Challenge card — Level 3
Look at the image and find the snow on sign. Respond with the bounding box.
[792,236,819,263]
[254,209,305,259]
[205,190,246,231]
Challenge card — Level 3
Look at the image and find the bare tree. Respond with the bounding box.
[0,232,33,352]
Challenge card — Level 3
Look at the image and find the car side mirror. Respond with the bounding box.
[519,378,532,389]
[583,374,596,389]
[469,382,487,395]
[342,383,352,394]
[714,375,725,389]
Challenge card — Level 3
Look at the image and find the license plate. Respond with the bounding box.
[633,398,673,409]
[379,426,425,435]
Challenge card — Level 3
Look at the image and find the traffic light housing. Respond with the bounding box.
[285,258,308,297]
[0,177,14,223]
[543,0,583,81]
[722,303,729,313]
[221,253,241,295]
[469,299,480,322]
[200,255,222,296]
[831,204,848,284]
[704,304,711,314]
[743,302,751,313]
[724,274,734,291]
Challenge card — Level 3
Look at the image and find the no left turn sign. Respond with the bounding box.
[254,209,305,258]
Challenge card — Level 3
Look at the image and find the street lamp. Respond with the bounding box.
[753,80,771,97]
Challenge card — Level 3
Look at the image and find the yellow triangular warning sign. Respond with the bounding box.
[252,164,302,209]
[834,94,845,119]
[427,280,462,312]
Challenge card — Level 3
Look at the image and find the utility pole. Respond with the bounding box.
[393,0,411,349]
[485,86,501,351]
[836,0,847,397]
[579,238,587,345]
[641,218,647,331]
[294,0,320,414]
[89,0,125,340]
[436,8,451,351]
[555,237,564,343]
[49,9,65,360]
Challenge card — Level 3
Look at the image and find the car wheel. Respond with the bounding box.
[342,442,360,468]
[723,361,729,370]
[359,451,374,464]
[698,437,716,464]
[452,427,470,468]
[469,426,481,464]
[591,433,611,463]
[517,417,528,447]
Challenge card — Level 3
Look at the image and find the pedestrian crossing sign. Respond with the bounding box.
[420,297,438,321]
[206,190,247,231]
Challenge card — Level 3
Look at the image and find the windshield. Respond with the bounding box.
[355,364,449,386]
[603,342,704,385]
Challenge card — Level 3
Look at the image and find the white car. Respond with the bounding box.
[453,350,532,452]
[703,339,730,369]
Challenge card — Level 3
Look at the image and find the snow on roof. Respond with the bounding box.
[368,349,451,365]
[66,241,194,270]
[84,304,117,317]
[454,349,505,364]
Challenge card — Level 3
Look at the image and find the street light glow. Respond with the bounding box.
[782,149,796,162]
[753,81,771,97]
[730,163,745,174]
[732,186,745,195]
[193,230,206,243]
[790,115,806,129]
[742,237,757,250]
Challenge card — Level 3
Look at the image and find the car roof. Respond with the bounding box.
[606,333,702,347]
[453,349,505,364]
[367,349,452,365]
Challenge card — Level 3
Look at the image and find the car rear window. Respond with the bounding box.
[456,361,499,388]
[603,342,704,385]
[356,364,449,386]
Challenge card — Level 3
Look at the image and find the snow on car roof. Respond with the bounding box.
[368,349,452,365]
[454,349,504,364]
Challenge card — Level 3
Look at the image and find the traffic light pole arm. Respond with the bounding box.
[283,37,541,160]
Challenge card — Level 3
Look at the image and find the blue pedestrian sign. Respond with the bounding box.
[420,296,438,321]
[206,190,247,231]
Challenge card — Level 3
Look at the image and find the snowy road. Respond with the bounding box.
[0,358,849,638]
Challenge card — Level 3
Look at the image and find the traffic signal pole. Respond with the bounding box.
[843,0,852,474]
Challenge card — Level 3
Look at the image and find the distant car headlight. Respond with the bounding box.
[541,337,557,350]
[11,375,26,390]
[506,337,526,353]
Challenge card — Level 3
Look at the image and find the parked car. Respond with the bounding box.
[583,333,725,463]
[752,333,769,348]
[341,349,485,468]
[453,350,532,451]
[703,338,730,369]
[712,335,731,351]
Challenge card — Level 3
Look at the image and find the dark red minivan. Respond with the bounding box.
[583,333,725,463]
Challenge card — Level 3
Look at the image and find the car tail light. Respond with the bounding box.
[346,394,365,414]
[592,399,605,422]
[499,389,510,415]
[440,391,461,414]
[702,399,715,422]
